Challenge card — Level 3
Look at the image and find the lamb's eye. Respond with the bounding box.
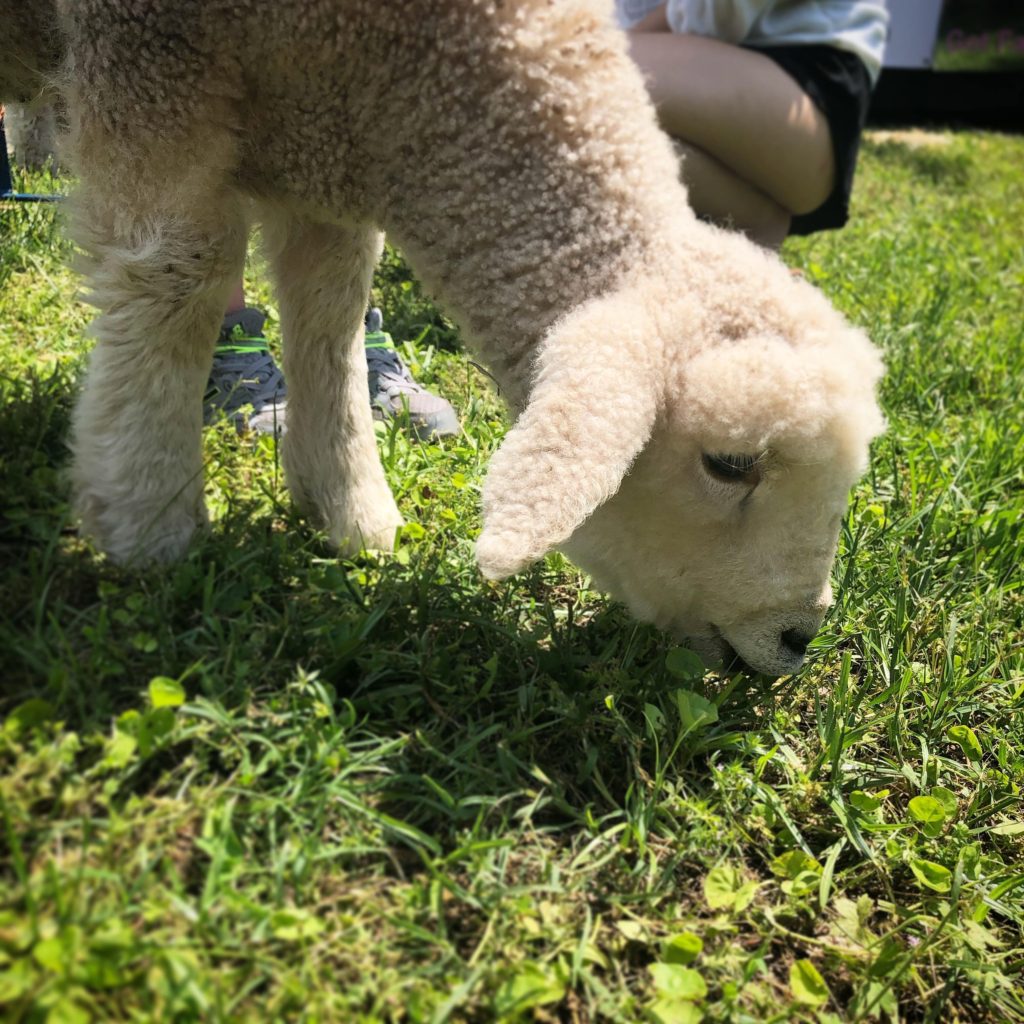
[702,453,761,485]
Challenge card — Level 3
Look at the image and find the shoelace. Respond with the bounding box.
[366,347,421,391]
[207,348,286,409]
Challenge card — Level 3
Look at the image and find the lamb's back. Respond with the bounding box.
[58,0,679,217]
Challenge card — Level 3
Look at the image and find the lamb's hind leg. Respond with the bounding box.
[70,131,247,564]
[262,212,402,553]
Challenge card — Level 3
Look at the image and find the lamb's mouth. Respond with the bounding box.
[674,623,758,676]
[708,626,757,676]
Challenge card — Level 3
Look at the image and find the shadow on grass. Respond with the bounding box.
[867,136,973,186]
[0,364,790,844]
[0,366,78,562]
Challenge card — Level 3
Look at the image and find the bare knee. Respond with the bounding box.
[712,190,791,250]
[744,202,791,250]
[676,141,792,249]
[786,157,835,217]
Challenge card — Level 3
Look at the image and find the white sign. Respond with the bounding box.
[884,0,945,68]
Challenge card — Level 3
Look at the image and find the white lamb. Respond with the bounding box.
[2,0,884,676]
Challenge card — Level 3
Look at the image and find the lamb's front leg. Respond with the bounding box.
[70,176,248,564]
[263,212,402,553]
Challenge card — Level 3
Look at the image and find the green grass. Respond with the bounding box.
[1,129,1023,1023]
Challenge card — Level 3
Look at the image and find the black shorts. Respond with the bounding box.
[745,43,874,235]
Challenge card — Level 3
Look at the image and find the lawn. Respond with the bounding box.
[1,129,1022,1023]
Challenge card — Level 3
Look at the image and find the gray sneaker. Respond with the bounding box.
[204,308,287,435]
[365,308,459,439]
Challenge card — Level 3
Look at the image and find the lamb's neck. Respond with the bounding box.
[385,159,661,410]
[360,0,695,409]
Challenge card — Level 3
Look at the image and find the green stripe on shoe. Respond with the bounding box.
[365,330,394,349]
[216,341,271,354]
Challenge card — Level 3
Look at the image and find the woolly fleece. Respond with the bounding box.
[1,0,885,675]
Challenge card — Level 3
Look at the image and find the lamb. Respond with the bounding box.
[2,0,884,677]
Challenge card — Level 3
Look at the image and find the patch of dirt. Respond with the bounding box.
[866,129,953,149]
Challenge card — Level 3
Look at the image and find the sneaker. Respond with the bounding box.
[365,308,459,438]
[204,308,287,435]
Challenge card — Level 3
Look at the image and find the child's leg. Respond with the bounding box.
[673,141,791,249]
[628,31,835,234]
[224,280,247,315]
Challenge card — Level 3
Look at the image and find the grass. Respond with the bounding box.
[1,129,1023,1023]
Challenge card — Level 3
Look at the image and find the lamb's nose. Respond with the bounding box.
[780,629,813,659]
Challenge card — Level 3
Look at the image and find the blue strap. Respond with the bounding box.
[0,116,64,203]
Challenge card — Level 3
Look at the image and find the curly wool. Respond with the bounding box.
[2,0,884,676]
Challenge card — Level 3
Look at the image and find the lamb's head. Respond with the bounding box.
[476,273,885,677]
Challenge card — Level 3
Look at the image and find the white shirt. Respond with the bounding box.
[615,0,889,84]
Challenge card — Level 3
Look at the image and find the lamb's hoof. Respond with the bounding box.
[327,514,403,558]
[76,496,203,566]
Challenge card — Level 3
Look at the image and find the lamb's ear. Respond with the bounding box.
[476,292,662,579]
